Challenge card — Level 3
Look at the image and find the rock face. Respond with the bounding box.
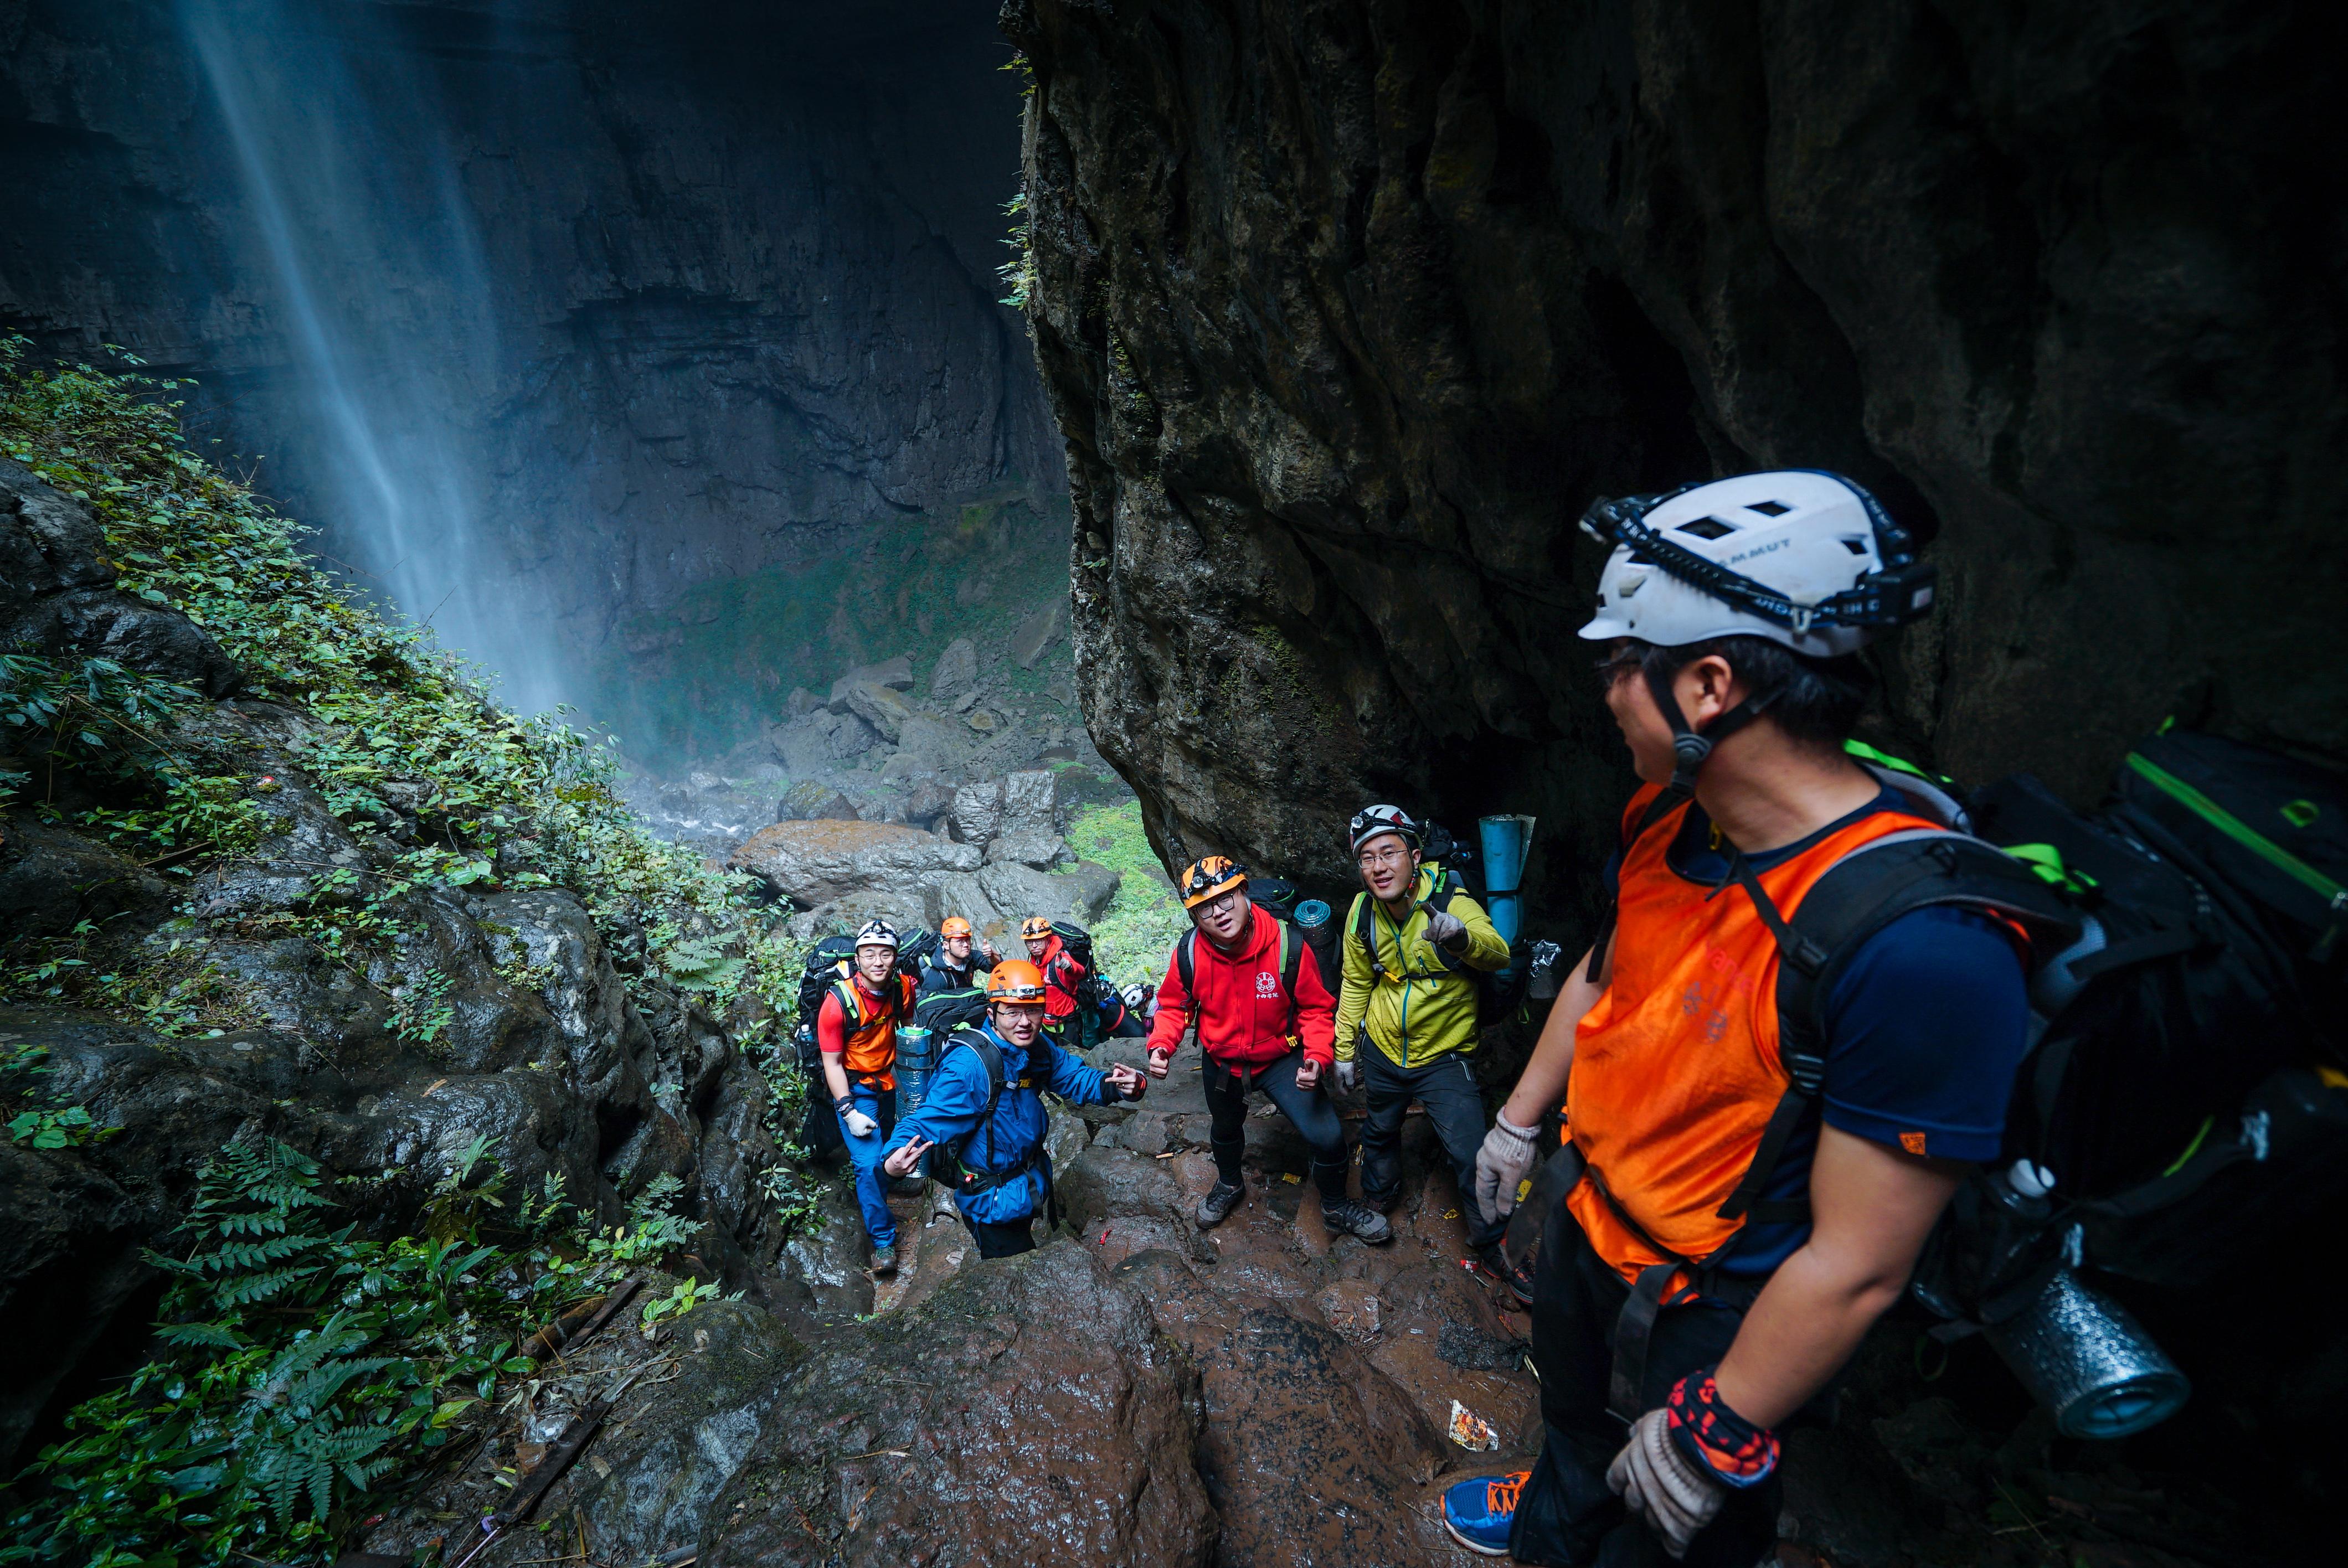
[1005,0,2347,912]
[728,820,983,907]
[703,1241,1217,1568]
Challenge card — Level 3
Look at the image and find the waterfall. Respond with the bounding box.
[180,0,564,714]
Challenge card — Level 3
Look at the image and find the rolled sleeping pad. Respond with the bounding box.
[1983,1267,2191,1438]
[895,1026,934,1112]
[1292,898,1339,986]
[1478,814,1537,955]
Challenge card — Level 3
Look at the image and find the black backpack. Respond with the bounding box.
[898,927,943,975]
[794,935,859,1040]
[1043,921,1121,1049]
[1733,731,2346,1311]
[914,985,990,1036]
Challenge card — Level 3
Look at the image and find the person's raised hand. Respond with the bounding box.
[1106,1062,1146,1101]
[1422,907,1468,952]
[1294,1055,1324,1091]
[1146,1048,1173,1079]
[883,1136,932,1178]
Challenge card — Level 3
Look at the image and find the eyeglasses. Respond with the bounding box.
[1594,643,1644,687]
[1195,889,1243,915]
[1356,846,1413,870]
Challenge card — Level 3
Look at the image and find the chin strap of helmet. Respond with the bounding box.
[1642,662,1781,804]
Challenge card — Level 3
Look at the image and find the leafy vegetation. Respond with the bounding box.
[0,1138,710,1568]
[2,1039,112,1148]
[1064,797,1187,986]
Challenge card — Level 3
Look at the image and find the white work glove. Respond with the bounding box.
[1606,1407,1724,1559]
[1334,1059,1358,1094]
[841,1106,879,1139]
[1474,1112,1541,1220]
[1422,907,1468,952]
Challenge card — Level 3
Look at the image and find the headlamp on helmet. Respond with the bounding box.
[1178,855,1250,910]
[986,960,1048,1003]
[1019,916,1054,941]
[1348,804,1421,857]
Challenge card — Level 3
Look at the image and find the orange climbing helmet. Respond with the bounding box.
[1019,916,1054,941]
[987,960,1048,1003]
[1178,854,1250,909]
[940,916,974,939]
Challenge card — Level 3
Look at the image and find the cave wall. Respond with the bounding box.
[1004,0,2346,926]
[0,0,1057,720]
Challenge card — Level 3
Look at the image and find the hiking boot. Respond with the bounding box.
[1196,1179,1244,1227]
[1442,1469,1528,1556]
[869,1243,898,1277]
[1478,1244,1536,1308]
[1321,1197,1394,1244]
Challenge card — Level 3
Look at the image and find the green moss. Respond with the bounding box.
[1064,798,1188,986]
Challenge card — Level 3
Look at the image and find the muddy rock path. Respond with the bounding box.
[368,1043,1537,1567]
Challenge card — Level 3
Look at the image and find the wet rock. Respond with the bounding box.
[1317,1280,1384,1345]
[929,636,978,702]
[784,685,821,719]
[827,654,913,705]
[704,1240,1216,1568]
[776,778,858,822]
[0,817,173,941]
[1058,859,1122,920]
[997,767,1061,834]
[784,888,936,943]
[1046,1100,1093,1178]
[902,778,956,829]
[949,777,1004,843]
[840,680,916,745]
[926,870,1006,939]
[1008,599,1065,669]
[728,819,980,906]
[0,461,241,697]
[1058,1142,1186,1230]
[985,828,1072,868]
[974,860,1116,928]
[1113,1250,1456,1565]
[779,1179,876,1322]
[888,714,965,773]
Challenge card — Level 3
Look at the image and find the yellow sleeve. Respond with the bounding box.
[1332,894,1371,1061]
[1447,891,1510,973]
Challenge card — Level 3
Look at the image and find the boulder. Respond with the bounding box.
[949,778,1005,843]
[776,780,858,822]
[998,768,1062,834]
[903,779,956,829]
[890,714,964,773]
[985,829,1072,869]
[703,1241,1216,1568]
[800,708,879,761]
[1058,860,1122,920]
[929,636,978,701]
[826,654,913,705]
[1008,599,1066,669]
[728,819,981,906]
[784,888,937,944]
[784,684,822,718]
[840,680,917,744]
[974,862,1090,929]
[928,871,1005,940]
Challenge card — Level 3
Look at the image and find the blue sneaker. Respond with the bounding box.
[1441,1469,1527,1556]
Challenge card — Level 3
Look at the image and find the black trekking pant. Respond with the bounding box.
[1201,1048,1348,1201]
[965,1218,1036,1259]
[1508,1203,1778,1568]
[1358,1047,1503,1249]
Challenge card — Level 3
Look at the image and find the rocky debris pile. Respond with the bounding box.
[727,768,1121,943]
[616,637,1119,856]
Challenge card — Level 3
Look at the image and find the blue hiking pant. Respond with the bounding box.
[836,1082,898,1248]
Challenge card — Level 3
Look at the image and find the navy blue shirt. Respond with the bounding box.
[1605,787,2030,1275]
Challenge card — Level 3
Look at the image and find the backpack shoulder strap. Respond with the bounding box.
[1351,890,1388,982]
[942,1028,1009,1160]
[1711,829,2079,1225]
[1176,929,1198,1008]
[1278,920,1303,1000]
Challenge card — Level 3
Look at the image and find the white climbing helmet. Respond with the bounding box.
[1577,470,1935,658]
[852,919,899,952]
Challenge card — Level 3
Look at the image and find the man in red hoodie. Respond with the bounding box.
[1146,857,1393,1242]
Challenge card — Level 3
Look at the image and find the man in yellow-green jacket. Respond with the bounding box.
[1333,804,1518,1291]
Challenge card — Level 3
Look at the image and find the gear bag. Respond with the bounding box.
[791,935,859,1159]
[914,984,990,1036]
[1042,920,1119,1050]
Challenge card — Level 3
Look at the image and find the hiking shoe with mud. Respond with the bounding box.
[1443,1469,1528,1556]
[869,1243,898,1277]
[1196,1179,1244,1227]
[1477,1243,1535,1307]
[1321,1196,1394,1244]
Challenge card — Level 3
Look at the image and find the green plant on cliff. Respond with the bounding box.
[1064,798,1188,985]
[0,1137,689,1568]
[0,339,756,1004]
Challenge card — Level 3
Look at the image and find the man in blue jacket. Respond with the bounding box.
[882,958,1149,1258]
